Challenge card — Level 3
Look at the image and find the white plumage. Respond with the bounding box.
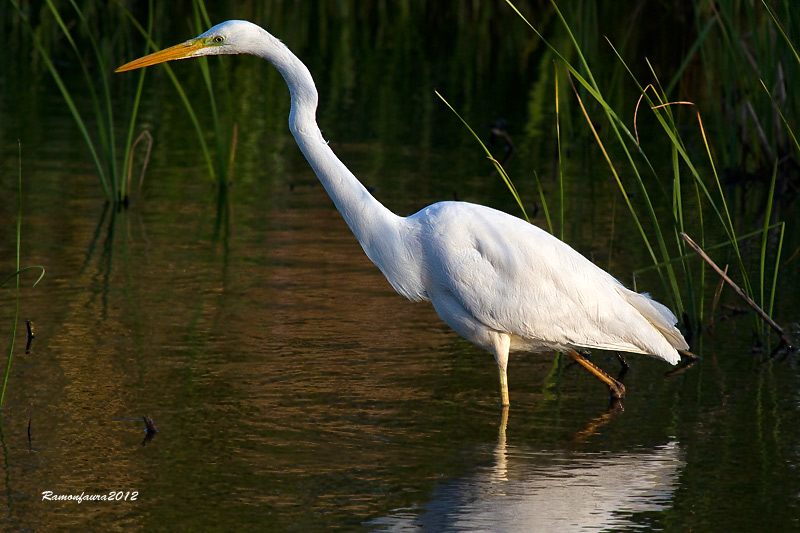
[117,20,689,405]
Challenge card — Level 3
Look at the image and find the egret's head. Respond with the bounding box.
[116,20,266,72]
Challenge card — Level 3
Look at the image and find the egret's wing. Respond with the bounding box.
[419,203,683,362]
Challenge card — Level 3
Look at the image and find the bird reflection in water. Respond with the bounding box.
[373,409,684,531]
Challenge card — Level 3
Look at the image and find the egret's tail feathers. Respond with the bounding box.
[623,290,689,363]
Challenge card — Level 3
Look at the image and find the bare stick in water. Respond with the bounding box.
[680,232,793,347]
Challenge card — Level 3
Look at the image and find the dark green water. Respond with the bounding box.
[1,2,799,531]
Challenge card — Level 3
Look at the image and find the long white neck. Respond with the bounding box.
[255,30,426,301]
[263,35,399,244]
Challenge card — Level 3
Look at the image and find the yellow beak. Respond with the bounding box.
[116,39,208,73]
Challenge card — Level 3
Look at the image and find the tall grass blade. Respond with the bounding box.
[64,0,120,196]
[121,0,155,202]
[193,0,229,181]
[759,161,779,320]
[532,171,553,234]
[566,68,683,310]
[1,144,45,408]
[435,91,530,222]
[634,223,784,275]
[10,0,111,200]
[769,223,785,319]
[665,17,717,96]
[116,1,218,181]
[504,0,792,328]
[510,1,689,313]
[762,0,800,66]
[554,61,565,240]
[760,79,800,154]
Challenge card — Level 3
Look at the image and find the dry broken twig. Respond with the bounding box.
[680,232,793,347]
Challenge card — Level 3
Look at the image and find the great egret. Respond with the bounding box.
[117,20,689,406]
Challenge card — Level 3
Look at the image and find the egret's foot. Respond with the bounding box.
[566,348,628,403]
[608,395,625,413]
[678,349,701,361]
[607,378,626,413]
[608,377,626,401]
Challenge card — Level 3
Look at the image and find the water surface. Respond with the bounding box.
[2,3,799,531]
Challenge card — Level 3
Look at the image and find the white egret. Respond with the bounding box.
[117,20,689,406]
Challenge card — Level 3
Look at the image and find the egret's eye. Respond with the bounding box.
[212,35,225,44]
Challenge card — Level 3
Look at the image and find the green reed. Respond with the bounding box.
[499,0,792,333]
[1,144,45,409]
[9,0,155,205]
[435,91,530,223]
[11,0,237,200]
[115,0,237,184]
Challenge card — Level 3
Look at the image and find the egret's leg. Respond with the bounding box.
[489,331,512,406]
[565,348,626,400]
[616,351,630,371]
[498,365,510,407]
[615,351,630,380]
